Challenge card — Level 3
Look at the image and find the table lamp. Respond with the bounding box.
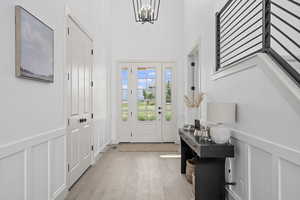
[207,103,236,144]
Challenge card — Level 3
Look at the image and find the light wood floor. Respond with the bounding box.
[65,147,193,200]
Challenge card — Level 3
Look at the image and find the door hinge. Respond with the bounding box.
[91,145,94,151]
[130,68,133,73]
[67,164,70,172]
[67,119,70,126]
[91,113,94,119]
[131,112,133,117]
[131,132,133,137]
[91,49,94,55]
[91,81,94,87]
[67,27,70,35]
[131,90,133,94]
[67,72,70,80]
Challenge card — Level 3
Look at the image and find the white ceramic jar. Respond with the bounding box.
[210,126,231,144]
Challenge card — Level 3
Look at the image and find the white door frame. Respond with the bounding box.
[116,61,177,143]
[64,12,94,189]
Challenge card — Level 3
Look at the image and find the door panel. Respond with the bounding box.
[81,124,91,158]
[132,64,162,142]
[84,64,90,113]
[67,17,93,188]
[71,49,79,115]
[70,129,80,169]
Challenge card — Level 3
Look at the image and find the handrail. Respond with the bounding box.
[216,0,300,86]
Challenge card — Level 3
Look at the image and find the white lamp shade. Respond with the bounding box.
[207,103,236,124]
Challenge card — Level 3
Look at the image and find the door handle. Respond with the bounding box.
[79,118,87,123]
[158,111,162,114]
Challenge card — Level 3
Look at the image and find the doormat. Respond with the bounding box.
[118,143,179,152]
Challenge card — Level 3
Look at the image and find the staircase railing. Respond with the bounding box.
[216,0,300,85]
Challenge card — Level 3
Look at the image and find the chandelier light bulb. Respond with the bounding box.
[132,0,161,24]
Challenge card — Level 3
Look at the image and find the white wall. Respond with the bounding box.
[91,0,112,156]
[109,0,184,142]
[0,0,110,199]
[183,1,300,200]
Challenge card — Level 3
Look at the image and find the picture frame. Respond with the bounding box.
[15,6,54,82]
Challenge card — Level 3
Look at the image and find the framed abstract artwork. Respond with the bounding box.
[15,6,54,82]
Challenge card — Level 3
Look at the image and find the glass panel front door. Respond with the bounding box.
[136,67,157,121]
[118,63,176,142]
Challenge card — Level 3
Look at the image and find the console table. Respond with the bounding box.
[179,128,234,200]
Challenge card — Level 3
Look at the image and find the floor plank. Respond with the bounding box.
[65,148,194,200]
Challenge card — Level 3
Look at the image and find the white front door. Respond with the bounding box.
[118,62,177,143]
[66,16,93,187]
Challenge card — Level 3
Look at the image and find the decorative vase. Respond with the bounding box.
[210,126,231,144]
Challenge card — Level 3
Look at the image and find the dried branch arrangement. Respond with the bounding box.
[184,92,205,108]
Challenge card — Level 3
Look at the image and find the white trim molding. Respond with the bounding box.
[0,128,67,200]
[226,128,300,200]
[0,128,65,159]
[211,53,300,117]
[211,54,258,80]
[257,53,300,117]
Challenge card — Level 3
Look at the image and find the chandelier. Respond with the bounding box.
[132,0,161,24]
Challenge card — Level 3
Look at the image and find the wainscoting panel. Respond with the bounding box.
[250,147,272,200]
[229,139,248,200]
[0,151,25,200]
[31,142,48,200]
[0,128,66,200]
[50,136,66,199]
[280,159,300,200]
[227,130,300,200]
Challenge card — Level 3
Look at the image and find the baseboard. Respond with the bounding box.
[226,188,242,200]
[101,141,111,151]
[93,141,111,163]
[94,151,102,162]
[52,184,68,200]
[111,139,119,145]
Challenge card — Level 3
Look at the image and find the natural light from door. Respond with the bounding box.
[136,67,157,121]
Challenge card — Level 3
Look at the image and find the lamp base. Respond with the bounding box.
[210,125,231,144]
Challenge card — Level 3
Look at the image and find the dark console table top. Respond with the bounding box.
[179,128,234,158]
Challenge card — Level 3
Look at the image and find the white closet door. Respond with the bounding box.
[66,16,93,187]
